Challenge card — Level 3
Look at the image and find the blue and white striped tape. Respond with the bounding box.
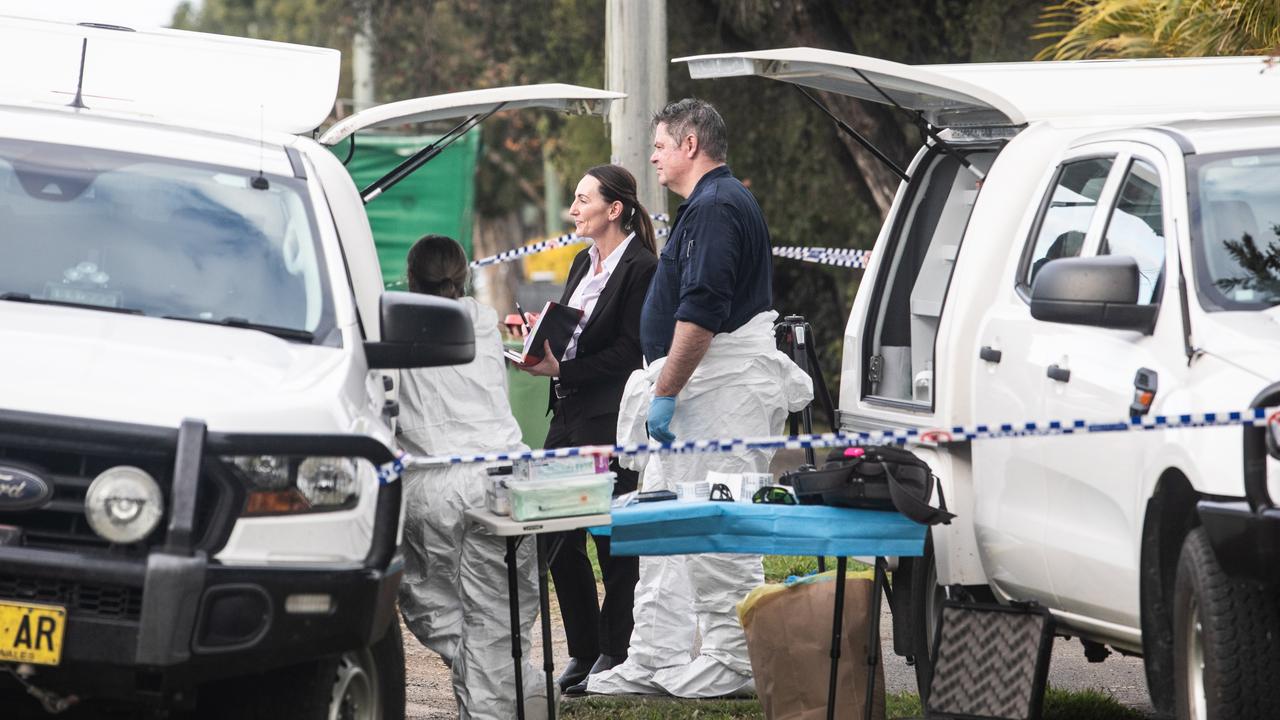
[471,239,868,270]
[772,246,872,269]
[468,232,585,268]
[377,406,1280,481]
[469,227,673,269]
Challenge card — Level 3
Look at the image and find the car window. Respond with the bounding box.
[0,138,332,337]
[1023,157,1115,288]
[1187,150,1280,311]
[1099,159,1164,305]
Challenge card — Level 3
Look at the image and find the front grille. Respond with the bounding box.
[0,572,143,620]
[0,445,172,557]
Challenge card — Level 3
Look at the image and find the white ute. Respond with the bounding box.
[0,16,619,718]
[681,48,1280,719]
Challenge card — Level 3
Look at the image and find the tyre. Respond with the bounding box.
[198,624,405,720]
[905,534,945,703]
[1172,527,1280,720]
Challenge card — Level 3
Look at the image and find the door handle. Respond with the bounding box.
[979,346,1002,363]
[1046,364,1071,383]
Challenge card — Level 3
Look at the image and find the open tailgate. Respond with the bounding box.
[319,83,624,146]
[675,47,1024,128]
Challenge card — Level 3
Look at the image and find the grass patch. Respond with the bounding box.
[1043,687,1146,719]
[562,688,1143,719]
[561,691,921,719]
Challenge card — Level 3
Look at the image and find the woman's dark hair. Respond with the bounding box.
[406,234,468,298]
[585,164,657,256]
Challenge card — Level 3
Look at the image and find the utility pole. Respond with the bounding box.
[352,10,375,112]
[606,0,667,243]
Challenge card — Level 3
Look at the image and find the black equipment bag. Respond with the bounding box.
[780,445,956,526]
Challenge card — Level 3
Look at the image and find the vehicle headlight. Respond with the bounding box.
[297,457,358,507]
[226,455,364,516]
[85,466,164,544]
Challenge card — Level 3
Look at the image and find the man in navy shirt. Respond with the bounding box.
[590,99,797,699]
[640,99,772,441]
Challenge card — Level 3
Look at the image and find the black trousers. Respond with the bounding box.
[540,410,639,659]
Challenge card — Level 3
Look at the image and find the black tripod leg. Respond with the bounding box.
[537,537,556,718]
[827,556,847,720]
[864,558,886,720]
[506,536,526,720]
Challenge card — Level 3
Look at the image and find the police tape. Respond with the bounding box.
[471,238,863,270]
[377,405,1280,481]
[469,228,673,268]
[468,232,586,268]
[771,247,872,269]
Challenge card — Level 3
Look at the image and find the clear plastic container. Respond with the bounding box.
[509,472,615,521]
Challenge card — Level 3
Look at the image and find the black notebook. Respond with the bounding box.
[504,301,583,364]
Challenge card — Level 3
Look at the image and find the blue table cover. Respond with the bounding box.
[590,501,927,558]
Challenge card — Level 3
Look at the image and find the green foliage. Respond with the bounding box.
[1035,0,1280,59]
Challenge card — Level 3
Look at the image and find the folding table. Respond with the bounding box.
[465,508,612,720]
[593,501,927,720]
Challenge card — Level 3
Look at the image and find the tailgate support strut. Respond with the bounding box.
[360,102,508,204]
[795,86,909,184]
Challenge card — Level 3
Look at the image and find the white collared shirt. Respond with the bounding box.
[562,233,634,361]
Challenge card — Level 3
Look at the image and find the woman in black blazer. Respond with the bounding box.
[517,164,658,693]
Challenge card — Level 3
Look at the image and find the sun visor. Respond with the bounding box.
[319,84,625,146]
[0,14,340,134]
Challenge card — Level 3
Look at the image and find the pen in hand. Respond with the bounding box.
[514,301,531,334]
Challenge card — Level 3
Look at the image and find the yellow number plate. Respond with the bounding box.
[0,600,65,666]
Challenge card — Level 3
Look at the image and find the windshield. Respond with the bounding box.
[1188,150,1280,311]
[0,138,333,338]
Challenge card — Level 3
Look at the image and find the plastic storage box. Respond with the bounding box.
[509,473,615,521]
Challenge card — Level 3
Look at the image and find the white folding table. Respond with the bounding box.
[464,508,611,720]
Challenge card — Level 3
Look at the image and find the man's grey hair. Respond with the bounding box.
[652,98,728,163]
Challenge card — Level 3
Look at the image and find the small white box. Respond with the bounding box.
[514,455,608,483]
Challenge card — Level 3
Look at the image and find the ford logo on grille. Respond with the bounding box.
[0,465,53,511]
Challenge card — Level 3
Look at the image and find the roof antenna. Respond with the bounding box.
[251,104,269,190]
[69,38,89,109]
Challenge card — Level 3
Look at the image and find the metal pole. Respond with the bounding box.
[606,0,668,245]
[351,10,375,112]
[506,537,526,720]
[537,538,556,718]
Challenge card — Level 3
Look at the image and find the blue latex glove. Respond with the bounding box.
[647,396,677,443]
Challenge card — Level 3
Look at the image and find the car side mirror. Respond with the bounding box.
[1030,256,1157,334]
[364,291,475,369]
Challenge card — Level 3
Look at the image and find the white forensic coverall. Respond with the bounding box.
[588,311,814,697]
[397,296,547,720]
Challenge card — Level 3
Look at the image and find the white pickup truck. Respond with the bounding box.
[0,16,619,718]
[681,48,1280,720]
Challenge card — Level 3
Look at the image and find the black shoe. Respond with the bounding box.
[565,653,628,695]
[557,656,596,693]
[589,653,627,674]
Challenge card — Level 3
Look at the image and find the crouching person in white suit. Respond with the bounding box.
[396,235,548,719]
[587,99,814,698]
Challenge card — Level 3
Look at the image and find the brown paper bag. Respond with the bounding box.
[740,576,886,720]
